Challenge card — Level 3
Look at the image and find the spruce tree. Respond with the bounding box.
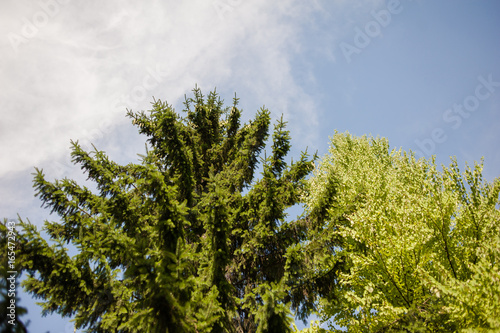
[16,87,315,332]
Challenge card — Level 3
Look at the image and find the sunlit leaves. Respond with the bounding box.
[305,132,500,332]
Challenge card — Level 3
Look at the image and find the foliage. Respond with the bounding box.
[293,320,328,333]
[303,132,500,332]
[16,88,315,332]
[12,93,500,332]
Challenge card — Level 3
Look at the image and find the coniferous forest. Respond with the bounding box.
[1,88,499,332]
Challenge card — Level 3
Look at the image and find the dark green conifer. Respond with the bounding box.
[16,87,315,332]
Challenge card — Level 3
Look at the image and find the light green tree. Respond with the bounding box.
[302,132,500,332]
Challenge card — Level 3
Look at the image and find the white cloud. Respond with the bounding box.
[0,0,329,178]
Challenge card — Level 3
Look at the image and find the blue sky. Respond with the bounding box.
[1,0,499,331]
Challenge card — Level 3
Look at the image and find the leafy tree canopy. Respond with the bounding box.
[301,132,500,332]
